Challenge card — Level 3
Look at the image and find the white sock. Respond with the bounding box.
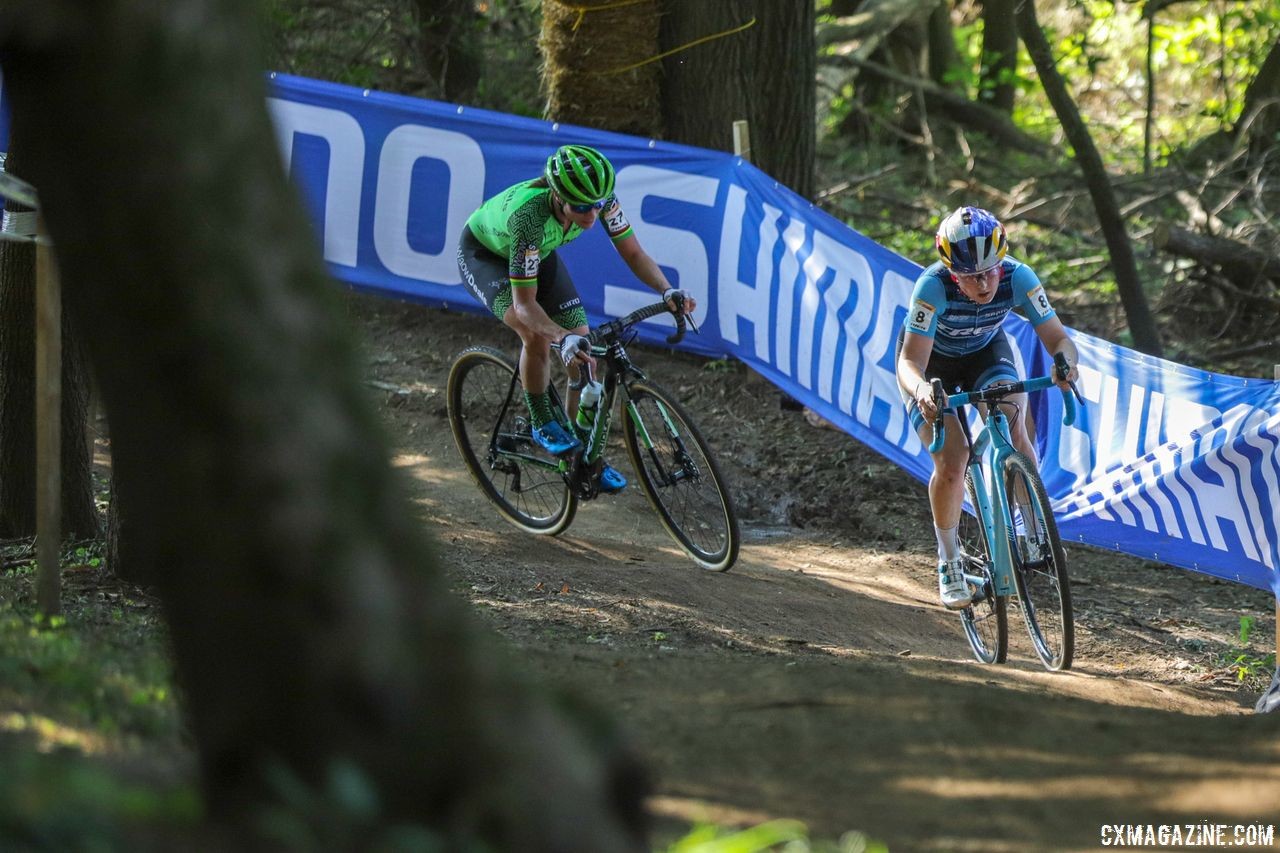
[935,525,960,563]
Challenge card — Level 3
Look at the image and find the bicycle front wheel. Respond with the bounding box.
[622,380,740,571]
[446,346,576,535]
[1002,452,1073,671]
[958,470,1009,664]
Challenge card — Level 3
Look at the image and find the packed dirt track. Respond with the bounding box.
[351,292,1280,851]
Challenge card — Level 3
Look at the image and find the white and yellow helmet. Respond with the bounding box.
[935,206,1008,274]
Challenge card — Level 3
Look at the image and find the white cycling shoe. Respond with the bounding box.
[938,558,973,609]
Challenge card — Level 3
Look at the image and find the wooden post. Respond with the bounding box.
[35,215,61,616]
[732,119,751,161]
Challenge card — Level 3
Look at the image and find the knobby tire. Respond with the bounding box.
[446,346,576,535]
[1002,452,1074,671]
[621,380,740,571]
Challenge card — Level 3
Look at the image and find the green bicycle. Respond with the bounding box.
[446,299,740,572]
[928,352,1084,670]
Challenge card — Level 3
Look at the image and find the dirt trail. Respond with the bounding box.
[352,293,1280,852]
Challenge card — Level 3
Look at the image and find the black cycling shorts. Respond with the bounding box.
[456,226,585,328]
[896,327,1019,432]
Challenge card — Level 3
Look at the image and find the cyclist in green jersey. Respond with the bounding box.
[456,144,695,492]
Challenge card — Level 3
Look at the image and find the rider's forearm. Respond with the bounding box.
[623,252,672,295]
[1055,338,1079,367]
[897,359,929,400]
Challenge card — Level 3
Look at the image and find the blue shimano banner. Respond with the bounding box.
[268,72,1280,595]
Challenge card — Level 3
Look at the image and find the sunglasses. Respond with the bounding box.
[565,198,607,214]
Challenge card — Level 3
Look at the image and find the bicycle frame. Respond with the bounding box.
[928,356,1080,601]
[487,299,688,500]
[956,401,1023,599]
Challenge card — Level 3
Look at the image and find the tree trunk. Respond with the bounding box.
[926,0,959,89]
[0,2,646,848]
[412,0,482,103]
[540,0,662,137]
[660,0,815,198]
[1235,35,1280,156]
[0,144,100,541]
[1016,2,1164,357]
[979,0,1017,113]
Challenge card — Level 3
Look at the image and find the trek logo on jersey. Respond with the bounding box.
[907,299,936,333]
[1027,285,1053,319]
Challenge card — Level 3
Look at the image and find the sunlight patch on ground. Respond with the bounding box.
[896,767,1280,819]
[746,540,933,609]
[1156,774,1280,816]
[647,793,776,832]
[391,452,472,487]
[0,711,108,755]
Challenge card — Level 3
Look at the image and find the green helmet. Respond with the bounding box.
[544,144,616,205]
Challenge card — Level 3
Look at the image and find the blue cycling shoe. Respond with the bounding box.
[597,462,628,493]
[532,421,581,456]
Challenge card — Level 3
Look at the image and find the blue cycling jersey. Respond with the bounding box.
[903,258,1056,358]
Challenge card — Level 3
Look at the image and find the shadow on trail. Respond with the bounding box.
[533,643,1280,852]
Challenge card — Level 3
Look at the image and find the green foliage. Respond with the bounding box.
[264,0,545,116]
[1219,616,1277,690]
[663,819,887,853]
[0,543,194,847]
[0,743,201,849]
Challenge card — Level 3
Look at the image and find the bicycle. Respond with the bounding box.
[446,297,741,572]
[928,352,1084,670]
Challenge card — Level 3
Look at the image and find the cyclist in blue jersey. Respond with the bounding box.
[456,144,694,493]
[896,206,1080,609]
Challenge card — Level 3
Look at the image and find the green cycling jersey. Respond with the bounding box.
[465,179,634,287]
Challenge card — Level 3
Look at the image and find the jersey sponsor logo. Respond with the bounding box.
[1028,285,1053,318]
[557,296,581,311]
[907,299,936,333]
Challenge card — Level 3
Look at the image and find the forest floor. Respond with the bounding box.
[351,291,1280,852]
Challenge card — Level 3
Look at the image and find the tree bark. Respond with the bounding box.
[0,1,646,847]
[540,0,662,137]
[660,0,815,198]
[0,143,100,541]
[979,0,1017,113]
[1016,2,1164,356]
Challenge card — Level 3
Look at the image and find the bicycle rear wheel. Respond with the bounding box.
[1002,452,1073,671]
[446,346,576,535]
[958,470,1008,664]
[621,380,740,571]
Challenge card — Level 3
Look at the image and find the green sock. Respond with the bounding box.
[524,390,556,428]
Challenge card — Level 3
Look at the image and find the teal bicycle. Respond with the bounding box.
[928,352,1083,670]
[447,298,740,572]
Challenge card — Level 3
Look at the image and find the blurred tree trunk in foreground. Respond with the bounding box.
[1016,1,1164,357]
[660,0,815,198]
[0,144,100,541]
[0,1,646,848]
